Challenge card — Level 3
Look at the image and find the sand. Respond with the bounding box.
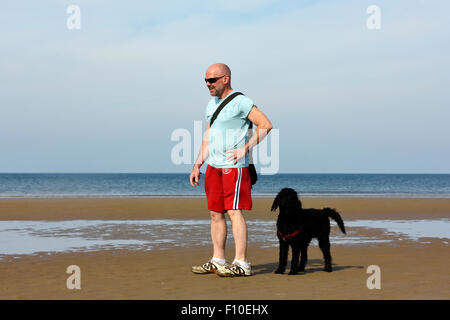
[1,197,450,220]
[0,197,449,300]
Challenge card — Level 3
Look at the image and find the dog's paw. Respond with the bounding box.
[274,269,285,274]
[288,270,299,275]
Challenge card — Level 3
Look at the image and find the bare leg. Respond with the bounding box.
[210,211,227,260]
[226,209,248,262]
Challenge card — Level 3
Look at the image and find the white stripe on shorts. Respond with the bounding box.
[233,168,242,209]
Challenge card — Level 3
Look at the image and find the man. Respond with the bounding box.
[189,63,273,277]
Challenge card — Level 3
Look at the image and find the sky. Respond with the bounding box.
[1,0,449,174]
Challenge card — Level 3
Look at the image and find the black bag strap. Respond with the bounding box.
[209,92,243,127]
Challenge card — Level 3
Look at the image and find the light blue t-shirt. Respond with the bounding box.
[205,91,255,168]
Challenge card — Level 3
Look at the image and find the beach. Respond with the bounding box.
[0,197,449,300]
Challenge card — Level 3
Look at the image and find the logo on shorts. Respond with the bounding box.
[222,169,232,175]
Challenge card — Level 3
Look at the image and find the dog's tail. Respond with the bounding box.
[324,208,346,234]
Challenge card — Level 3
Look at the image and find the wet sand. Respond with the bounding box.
[0,197,449,299]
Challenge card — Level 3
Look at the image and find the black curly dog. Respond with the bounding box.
[271,188,346,274]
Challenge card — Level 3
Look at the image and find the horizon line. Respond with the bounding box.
[1,172,449,175]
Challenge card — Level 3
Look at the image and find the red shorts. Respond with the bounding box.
[204,165,252,213]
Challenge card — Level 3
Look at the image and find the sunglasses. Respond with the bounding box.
[204,75,226,84]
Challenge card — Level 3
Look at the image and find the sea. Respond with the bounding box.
[1,173,450,198]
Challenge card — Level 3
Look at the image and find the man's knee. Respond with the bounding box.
[227,209,244,220]
[210,210,225,222]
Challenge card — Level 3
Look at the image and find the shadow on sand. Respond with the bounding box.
[252,259,364,275]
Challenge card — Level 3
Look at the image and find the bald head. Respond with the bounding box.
[205,63,233,98]
[206,63,231,78]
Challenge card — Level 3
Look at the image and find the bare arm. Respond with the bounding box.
[190,123,210,187]
[245,106,273,153]
[226,106,273,164]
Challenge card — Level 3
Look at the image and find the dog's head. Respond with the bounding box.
[271,188,302,214]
